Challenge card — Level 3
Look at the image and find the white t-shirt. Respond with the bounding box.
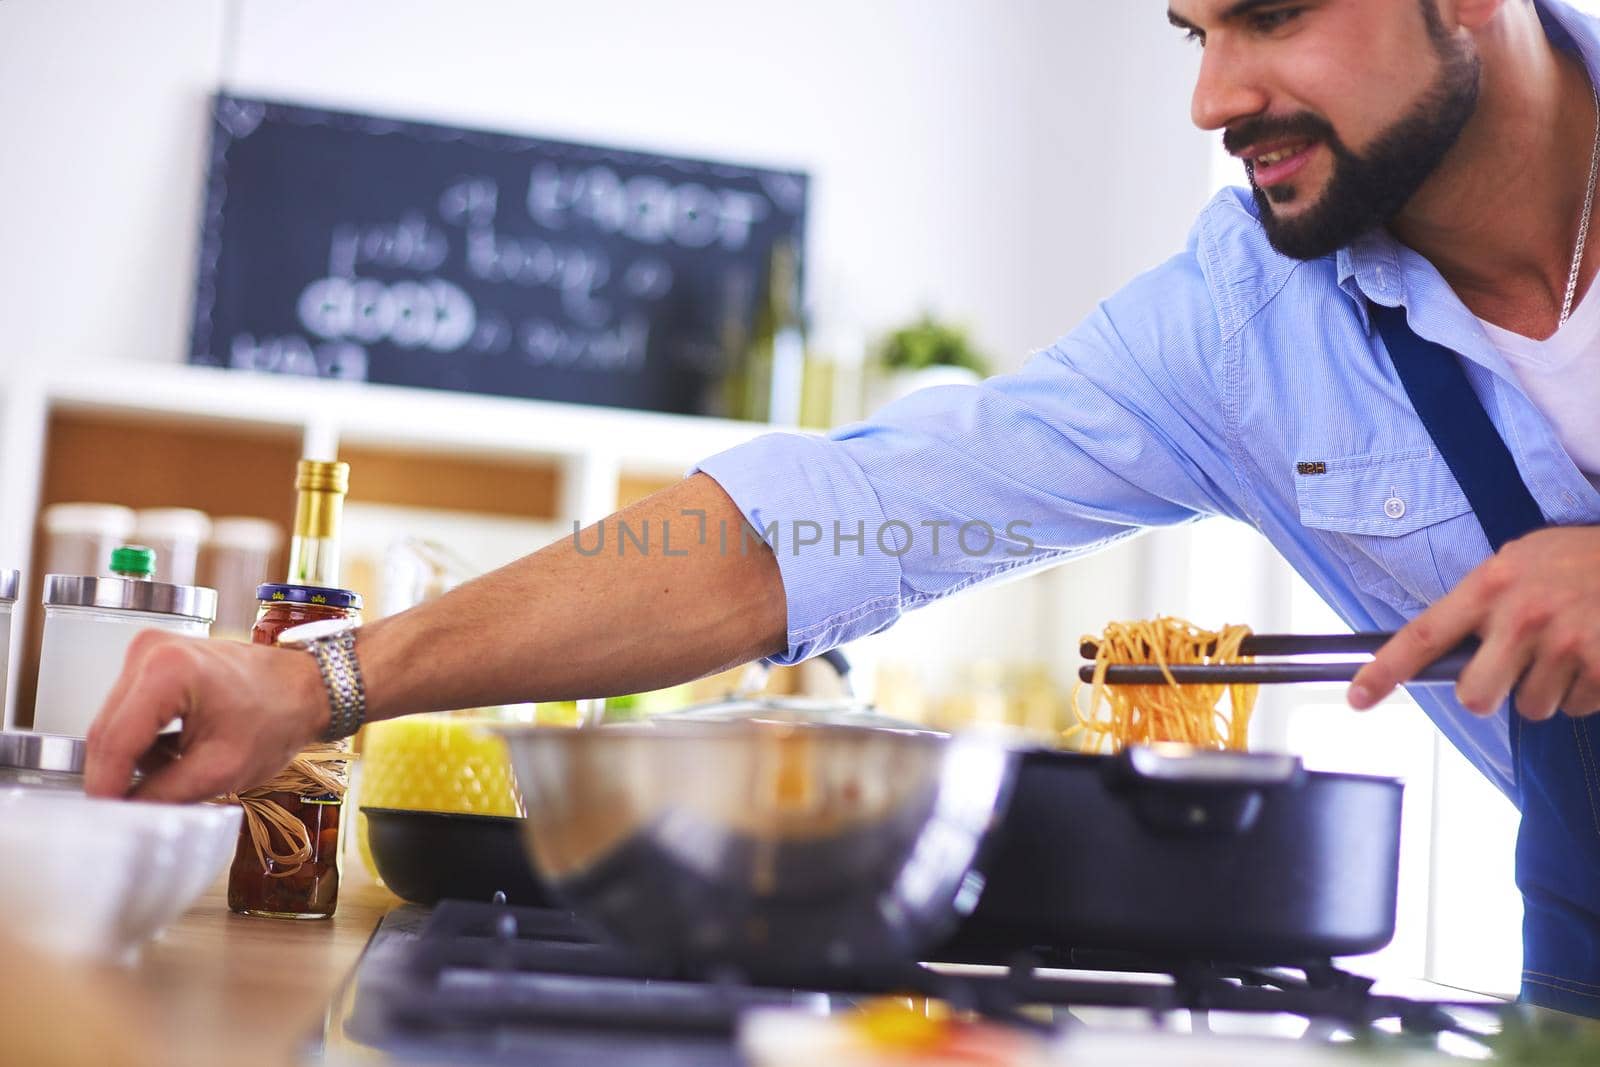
[1477,282,1600,490]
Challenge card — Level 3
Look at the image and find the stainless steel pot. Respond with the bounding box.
[618,648,923,732]
[496,718,1017,981]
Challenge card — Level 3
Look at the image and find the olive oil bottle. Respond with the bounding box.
[285,459,350,587]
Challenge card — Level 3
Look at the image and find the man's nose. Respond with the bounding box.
[1190,44,1268,132]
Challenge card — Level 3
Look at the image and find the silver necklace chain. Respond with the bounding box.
[1559,81,1600,326]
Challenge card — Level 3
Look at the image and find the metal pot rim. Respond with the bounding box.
[492,718,949,743]
[1020,744,1404,787]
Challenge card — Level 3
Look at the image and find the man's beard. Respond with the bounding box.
[1226,37,1481,261]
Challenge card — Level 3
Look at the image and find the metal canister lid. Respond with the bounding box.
[43,574,218,622]
[0,569,18,603]
[0,730,86,776]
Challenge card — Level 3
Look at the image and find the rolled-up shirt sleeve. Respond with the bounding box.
[694,252,1243,663]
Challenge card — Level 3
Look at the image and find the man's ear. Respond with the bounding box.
[1450,0,1511,33]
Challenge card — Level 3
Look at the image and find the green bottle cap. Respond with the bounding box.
[110,544,156,578]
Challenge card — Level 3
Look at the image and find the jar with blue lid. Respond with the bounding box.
[228,583,363,920]
[251,584,363,647]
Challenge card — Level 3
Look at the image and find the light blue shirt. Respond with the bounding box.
[697,0,1600,803]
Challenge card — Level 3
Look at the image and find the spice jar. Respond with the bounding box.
[33,547,217,738]
[225,584,361,919]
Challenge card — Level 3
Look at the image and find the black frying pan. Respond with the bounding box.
[363,807,552,907]
[937,745,1403,964]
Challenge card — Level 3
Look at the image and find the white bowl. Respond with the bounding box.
[0,789,241,961]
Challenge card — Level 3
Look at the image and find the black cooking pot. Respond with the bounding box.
[937,744,1403,963]
[363,807,552,907]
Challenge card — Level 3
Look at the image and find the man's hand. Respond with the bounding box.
[1350,527,1600,719]
[83,631,329,803]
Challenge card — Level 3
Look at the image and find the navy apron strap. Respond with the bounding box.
[1368,304,1545,548]
[1370,301,1600,1017]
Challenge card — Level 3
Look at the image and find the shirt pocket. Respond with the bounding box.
[1294,449,1475,612]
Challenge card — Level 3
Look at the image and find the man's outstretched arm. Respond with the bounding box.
[83,473,787,803]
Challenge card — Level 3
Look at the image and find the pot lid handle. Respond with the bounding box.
[734,648,855,700]
[1122,744,1303,785]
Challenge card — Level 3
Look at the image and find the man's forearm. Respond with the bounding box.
[358,473,788,720]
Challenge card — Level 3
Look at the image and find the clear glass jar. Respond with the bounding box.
[225,788,344,918]
[225,584,361,920]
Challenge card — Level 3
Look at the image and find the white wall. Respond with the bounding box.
[0,0,1212,690]
[0,0,226,365]
[0,0,1208,374]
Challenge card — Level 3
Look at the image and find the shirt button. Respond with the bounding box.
[1384,496,1406,520]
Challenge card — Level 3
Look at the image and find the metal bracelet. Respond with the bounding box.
[310,630,367,741]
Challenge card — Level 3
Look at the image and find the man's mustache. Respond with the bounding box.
[1223,112,1338,157]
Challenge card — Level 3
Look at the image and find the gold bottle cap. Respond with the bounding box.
[295,460,349,495]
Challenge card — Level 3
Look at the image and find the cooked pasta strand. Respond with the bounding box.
[1069,618,1257,752]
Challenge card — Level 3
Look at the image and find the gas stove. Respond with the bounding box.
[307,898,1510,1066]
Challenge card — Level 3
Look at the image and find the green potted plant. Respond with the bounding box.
[871,313,992,409]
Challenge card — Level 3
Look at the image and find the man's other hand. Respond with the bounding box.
[1350,527,1600,719]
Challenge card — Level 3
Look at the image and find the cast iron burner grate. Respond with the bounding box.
[344,899,1502,1064]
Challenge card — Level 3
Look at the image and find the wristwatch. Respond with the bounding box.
[278,617,367,741]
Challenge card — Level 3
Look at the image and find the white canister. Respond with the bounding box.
[33,574,218,739]
[42,503,136,578]
[202,517,283,641]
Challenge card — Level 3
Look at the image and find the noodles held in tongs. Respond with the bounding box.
[1067,617,1258,752]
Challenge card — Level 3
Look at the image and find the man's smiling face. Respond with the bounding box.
[1168,0,1482,259]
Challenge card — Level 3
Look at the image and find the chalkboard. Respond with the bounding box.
[189,94,808,416]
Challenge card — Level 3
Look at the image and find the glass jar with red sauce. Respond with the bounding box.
[225,584,362,919]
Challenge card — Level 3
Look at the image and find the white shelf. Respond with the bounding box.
[0,359,805,727]
[35,361,781,476]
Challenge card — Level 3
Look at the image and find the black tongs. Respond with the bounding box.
[1077,632,1476,686]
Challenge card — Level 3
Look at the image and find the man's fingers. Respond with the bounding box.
[134,733,187,777]
[129,739,241,804]
[1562,675,1600,717]
[1508,654,1574,722]
[1452,622,1538,718]
[82,653,190,797]
[1350,593,1482,710]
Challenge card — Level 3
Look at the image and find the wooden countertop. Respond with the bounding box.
[7,863,402,1067]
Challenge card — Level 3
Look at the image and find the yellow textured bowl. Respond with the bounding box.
[359,713,525,817]
[354,711,528,882]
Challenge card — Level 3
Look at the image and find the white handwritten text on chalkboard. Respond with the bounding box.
[189,95,807,415]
